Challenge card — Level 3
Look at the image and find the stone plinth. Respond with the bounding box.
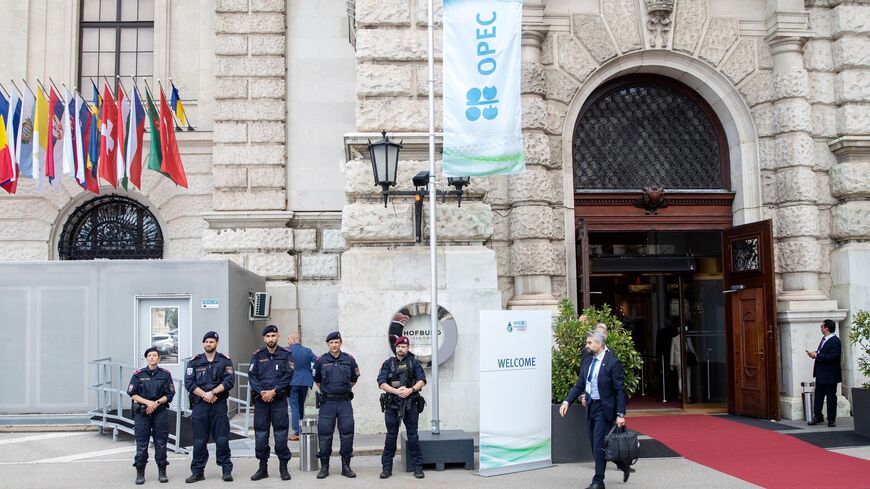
[338,246,501,434]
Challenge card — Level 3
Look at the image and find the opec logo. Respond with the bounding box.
[506,320,527,333]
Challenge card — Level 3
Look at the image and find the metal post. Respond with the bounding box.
[174,378,183,453]
[705,347,712,401]
[661,355,667,403]
[426,0,440,435]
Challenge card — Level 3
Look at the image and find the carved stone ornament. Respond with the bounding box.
[646,0,675,48]
[634,186,670,215]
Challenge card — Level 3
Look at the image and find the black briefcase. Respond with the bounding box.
[604,426,640,465]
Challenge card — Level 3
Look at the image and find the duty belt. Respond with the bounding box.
[322,392,353,401]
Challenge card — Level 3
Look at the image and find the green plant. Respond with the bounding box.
[849,309,870,389]
[551,299,643,403]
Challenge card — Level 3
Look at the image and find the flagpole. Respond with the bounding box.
[48,78,65,101]
[18,80,36,98]
[35,79,49,97]
[0,82,9,98]
[426,0,440,436]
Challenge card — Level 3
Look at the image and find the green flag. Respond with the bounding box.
[145,87,163,174]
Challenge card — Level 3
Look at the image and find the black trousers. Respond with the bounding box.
[317,400,354,462]
[813,382,838,422]
[586,400,614,484]
[381,402,422,470]
[190,400,233,474]
[254,396,291,461]
[133,408,168,467]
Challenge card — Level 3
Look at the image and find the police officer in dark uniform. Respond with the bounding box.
[184,331,235,483]
[129,347,176,485]
[248,324,295,481]
[377,335,427,479]
[313,331,360,479]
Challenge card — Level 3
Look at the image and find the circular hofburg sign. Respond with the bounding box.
[387,302,458,367]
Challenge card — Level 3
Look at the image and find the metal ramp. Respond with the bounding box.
[88,358,253,453]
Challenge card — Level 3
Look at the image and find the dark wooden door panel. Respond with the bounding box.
[723,220,779,420]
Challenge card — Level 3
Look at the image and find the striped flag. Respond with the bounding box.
[126,85,146,189]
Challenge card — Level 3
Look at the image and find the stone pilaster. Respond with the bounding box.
[506,24,559,312]
[210,0,296,327]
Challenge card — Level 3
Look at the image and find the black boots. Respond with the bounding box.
[222,468,234,482]
[379,467,392,479]
[316,461,329,479]
[414,468,425,479]
[157,465,169,483]
[279,460,291,480]
[251,459,269,481]
[185,472,204,483]
[341,459,356,478]
[135,466,145,485]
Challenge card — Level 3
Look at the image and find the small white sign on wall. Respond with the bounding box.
[201,299,220,309]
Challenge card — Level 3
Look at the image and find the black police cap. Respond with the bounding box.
[262,324,279,336]
[144,347,160,357]
[202,331,219,342]
[326,331,341,342]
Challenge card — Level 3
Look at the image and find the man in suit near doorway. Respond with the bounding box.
[806,319,842,427]
[560,331,629,489]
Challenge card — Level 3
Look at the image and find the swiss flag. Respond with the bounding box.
[98,85,118,187]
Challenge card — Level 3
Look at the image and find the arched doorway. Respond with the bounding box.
[572,75,778,418]
[58,195,164,260]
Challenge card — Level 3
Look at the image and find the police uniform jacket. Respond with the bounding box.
[376,352,426,391]
[313,351,360,395]
[128,367,176,405]
[184,352,235,394]
[248,347,295,397]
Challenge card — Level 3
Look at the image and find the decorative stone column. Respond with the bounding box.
[506,11,559,312]
[767,5,848,419]
[207,0,298,331]
[827,0,870,396]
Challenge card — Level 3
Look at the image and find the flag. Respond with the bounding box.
[158,87,187,187]
[62,88,77,181]
[1,92,22,194]
[74,91,89,186]
[145,86,162,174]
[442,0,525,176]
[16,88,35,180]
[115,88,129,189]
[46,87,65,189]
[32,86,49,190]
[126,85,146,189]
[169,81,189,128]
[0,92,13,189]
[98,84,118,187]
[85,83,101,194]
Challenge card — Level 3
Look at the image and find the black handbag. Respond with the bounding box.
[604,426,640,465]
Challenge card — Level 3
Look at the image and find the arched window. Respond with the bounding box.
[573,75,729,190]
[58,195,164,260]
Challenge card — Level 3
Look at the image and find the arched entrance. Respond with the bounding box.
[568,72,778,419]
[58,195,164,260]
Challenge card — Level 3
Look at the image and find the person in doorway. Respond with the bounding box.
[128,347,175,485]
[184,331,235,483]
[377,335,427,479]
[248,324,295,481]
[670,326,698,402]
[313,331,360,479]
[286,331,318,441]
[560,331,630,488]
[806,319,842,427]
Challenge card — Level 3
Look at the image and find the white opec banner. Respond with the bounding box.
[479,310,552,476]
[442,0,525,177]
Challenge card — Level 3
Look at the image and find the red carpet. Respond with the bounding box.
[629,414,870,489]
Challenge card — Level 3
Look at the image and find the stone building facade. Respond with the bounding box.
[1,0,869,433]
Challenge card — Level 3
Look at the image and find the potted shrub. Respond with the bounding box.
[551,299,642,462]
[848,310,870,437]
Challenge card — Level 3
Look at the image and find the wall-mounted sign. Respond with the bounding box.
[387,302,458,367]
[201,298,220,309]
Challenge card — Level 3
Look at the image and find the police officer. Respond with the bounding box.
[313,331,360,479]
[129,347,176,485]
[184,331,235,483]
[377,336,427,479]
[248,324,295,481]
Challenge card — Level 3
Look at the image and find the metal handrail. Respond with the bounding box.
[87,357,255,453]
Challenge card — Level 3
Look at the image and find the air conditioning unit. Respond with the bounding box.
[250,292,271,320]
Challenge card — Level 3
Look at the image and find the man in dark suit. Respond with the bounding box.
[560,331,628,489]
[806,319,842,427]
